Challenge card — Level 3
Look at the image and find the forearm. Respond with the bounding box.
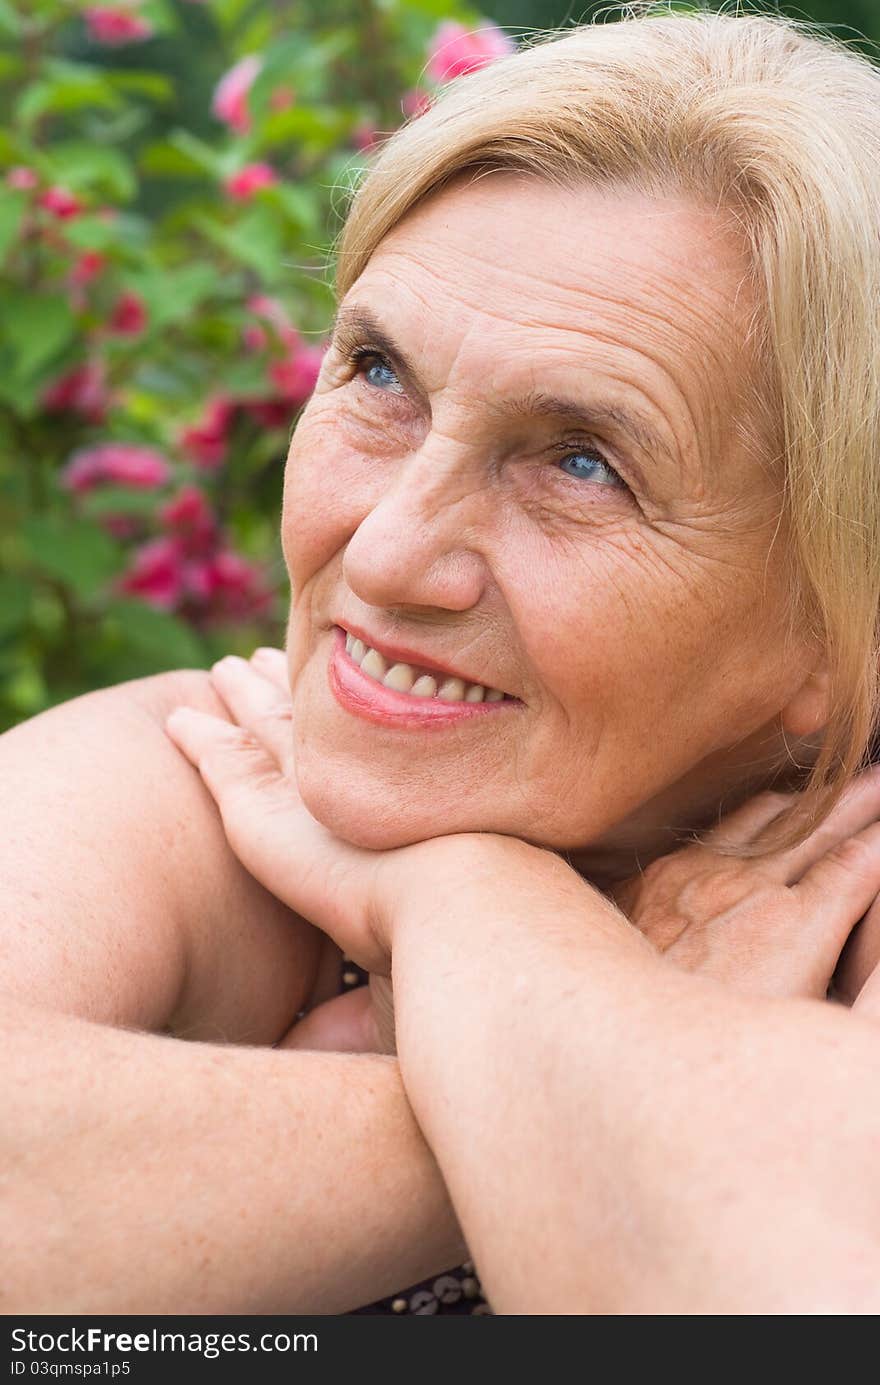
[391,837,880,1314]
[3,998,464,1314]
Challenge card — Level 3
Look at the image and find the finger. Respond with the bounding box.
[250,646,291,696]
[166,708,389,976]
[164,703,282,805]
[277,988,380,1053]
[697,787,799,851]
[832,886,880,1003]
[165,704,309,905]
[209,655,295,774]
[769,764,880,885]
[793,821,880,980]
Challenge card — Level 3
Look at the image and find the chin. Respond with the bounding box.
[294,761,450,850]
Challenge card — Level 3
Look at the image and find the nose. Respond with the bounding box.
[342,445,490,613]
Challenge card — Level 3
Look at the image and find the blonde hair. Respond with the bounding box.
[332,3,880,855]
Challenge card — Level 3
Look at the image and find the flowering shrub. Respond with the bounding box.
[0,0,515,729]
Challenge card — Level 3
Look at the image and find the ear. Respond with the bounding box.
[779,660,832,740]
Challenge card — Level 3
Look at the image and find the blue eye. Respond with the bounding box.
[354,351,402,393]
[558,449,624,488]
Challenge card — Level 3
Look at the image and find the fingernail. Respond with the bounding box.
[251,646,280,663]
[212,654,246,673]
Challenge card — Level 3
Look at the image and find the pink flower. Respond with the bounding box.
[84,6,153,46]
[246,294,299,350]
[38,186,82,220]
[191,549,273,621]
[212,55,262,135]
[108,291,148,336]
[352,123,380,153]
[101,514,142,540]
[120,536,185,610]
[6,167,38,191]
[160,486,217,555]
[179,395,236,469]
[61,442,170,495]
[426,21,513,83]
[400,88,432,120]
[269,344,325,408]
[224,162,277,201]
[69,251,106,287]
[239,397,293,429]
[242,323,268,353]
[42,361,109,422]
[269,85,296,112]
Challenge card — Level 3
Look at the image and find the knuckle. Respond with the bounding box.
[825,835,876,876]
[638,854,687,892]
[677,862,749,912]
[747,789,797,818]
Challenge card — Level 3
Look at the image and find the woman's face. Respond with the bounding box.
[281,173,819,868]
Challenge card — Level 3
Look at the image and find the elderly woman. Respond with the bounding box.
[5,8,880,1315]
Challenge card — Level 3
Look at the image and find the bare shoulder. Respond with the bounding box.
[0,669,322,1042]
[119,666,232,722]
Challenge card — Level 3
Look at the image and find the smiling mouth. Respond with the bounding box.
[341,629,507,704]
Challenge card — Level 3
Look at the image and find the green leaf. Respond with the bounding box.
[0,291,77,383]
[16,63,123,129]
[193,206,282,280]
[127,261,219,328]
[140,139,213,179]
[22,515,120,601]
[1,662,48,720]
[0,50,23,80]
[0,574,31,636]
[167,129,225,177]
[0,0,21,37]
[0,187,26,264]
[63,211,149,252]
[105,599,205,668]
[42,142,136,201]
[261,104,350,153]
[80,487,162,520]
[104,69,174,103]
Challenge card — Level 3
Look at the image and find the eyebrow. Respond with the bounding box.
[329,304,677,488]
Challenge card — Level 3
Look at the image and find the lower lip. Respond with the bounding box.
[328,627,518,730]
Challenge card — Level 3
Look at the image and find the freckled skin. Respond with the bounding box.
[280,174,825,883]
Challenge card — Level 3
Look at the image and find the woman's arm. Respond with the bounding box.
[1,996,463,1313]
[0,670,320,1039]
[389,834,880,1314]
[1,673,464,1312]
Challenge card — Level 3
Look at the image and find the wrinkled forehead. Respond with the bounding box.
[343,174,771,491]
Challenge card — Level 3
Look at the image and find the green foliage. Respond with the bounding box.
[0,0,483,731]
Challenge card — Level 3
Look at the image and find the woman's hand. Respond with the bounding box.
[164,649,433,1053]
[607,769,880,1010]
[165,648,396,977]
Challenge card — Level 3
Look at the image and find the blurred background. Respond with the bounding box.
[1,0,877,730]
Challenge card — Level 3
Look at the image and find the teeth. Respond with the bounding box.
[343,631,505,704]
[411,675,437,698]
[383,663,415,693]
[360,648,387,681]
[437,677,466,701]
